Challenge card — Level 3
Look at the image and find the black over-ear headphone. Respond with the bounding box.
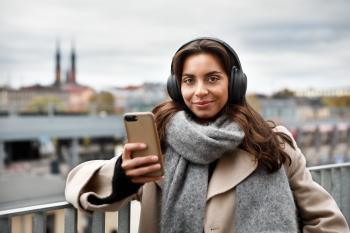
[167,37,247,105]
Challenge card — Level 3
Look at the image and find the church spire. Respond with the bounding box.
[67,41,76,84]
[54,40,61,86]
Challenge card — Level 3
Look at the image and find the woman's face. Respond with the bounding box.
[180,53,229,120]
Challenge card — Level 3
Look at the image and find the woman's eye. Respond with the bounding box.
[208,76,219,83]
[182,78,194,84]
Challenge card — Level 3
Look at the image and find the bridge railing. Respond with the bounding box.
[0,201,131,233]
[308,162,350,223]
[1,163,349,233]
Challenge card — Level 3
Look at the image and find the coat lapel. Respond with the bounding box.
[207,149,257,201]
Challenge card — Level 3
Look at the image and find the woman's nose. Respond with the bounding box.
[194,82,209,97]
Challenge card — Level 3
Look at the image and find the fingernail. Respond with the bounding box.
[152,156,158,161]
[140,143,147,148]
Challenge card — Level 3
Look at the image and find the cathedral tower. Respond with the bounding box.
[54,41,61,86]
[67,43,76,84]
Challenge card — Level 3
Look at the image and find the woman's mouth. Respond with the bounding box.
[193,100,214,108]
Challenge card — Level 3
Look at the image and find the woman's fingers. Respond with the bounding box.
[122,143,147,160]
[122,155,158,170]
[121,143,163,184]
[124,163,161,177]
[130,176,164,184]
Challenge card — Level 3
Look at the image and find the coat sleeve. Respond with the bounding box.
[276,125,350,233]
[65,156,142,212]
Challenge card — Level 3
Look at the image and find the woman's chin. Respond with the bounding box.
[190,112,221,124]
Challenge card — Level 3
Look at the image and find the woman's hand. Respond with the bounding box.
[121,143,163,184]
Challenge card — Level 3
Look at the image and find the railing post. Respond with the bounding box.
[330,168,341,205]
[341,166,350,223]
[92,212,105,233]
[32,212,46,233]
[64,207,77,233]
[320,169,332,192]
[118,203,131,233]
[311,170,321,184]
[0,217,11,233]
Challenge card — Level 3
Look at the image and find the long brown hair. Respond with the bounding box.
[153,39,294,173]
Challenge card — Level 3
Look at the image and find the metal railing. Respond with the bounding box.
[0,201,131,233]
[309,162,350,224]
[1,163,349,233]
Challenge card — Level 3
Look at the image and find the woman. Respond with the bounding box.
[65,37,349,233]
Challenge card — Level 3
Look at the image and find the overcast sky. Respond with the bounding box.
[0,0,349,94]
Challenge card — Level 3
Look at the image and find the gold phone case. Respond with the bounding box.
[123,112,164,176]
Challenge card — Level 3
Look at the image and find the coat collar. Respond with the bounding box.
[206,149,257,200]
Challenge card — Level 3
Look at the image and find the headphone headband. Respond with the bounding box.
[170,37,243,74]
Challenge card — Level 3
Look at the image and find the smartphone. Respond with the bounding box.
[123,112,164,176]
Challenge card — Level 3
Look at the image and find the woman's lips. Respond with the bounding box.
[193,100,214,109]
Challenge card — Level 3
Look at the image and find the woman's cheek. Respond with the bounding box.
[181,88,193,101]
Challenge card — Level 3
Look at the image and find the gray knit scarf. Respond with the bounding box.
[160,111,298,233]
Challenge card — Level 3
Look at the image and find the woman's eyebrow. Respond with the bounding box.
[182,73,195,78]
[205,71,223,76]
[182,71,223,77]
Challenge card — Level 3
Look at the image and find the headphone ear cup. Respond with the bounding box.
[230,67,247,104]
[167,74,183,103]
[238,73,247,103]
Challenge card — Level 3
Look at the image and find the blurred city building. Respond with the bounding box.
[247,90,350,166]
[254,95,350,126]
[106,82,168,113]
[0,42,94,114]
[296,87,350,97]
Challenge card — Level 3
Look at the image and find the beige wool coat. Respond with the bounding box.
[65,126,350,233]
